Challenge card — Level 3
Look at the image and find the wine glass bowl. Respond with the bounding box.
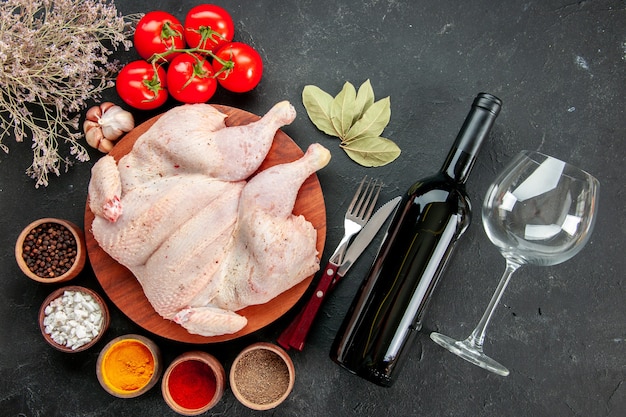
[430,150,599,376]
[482,151,599,267]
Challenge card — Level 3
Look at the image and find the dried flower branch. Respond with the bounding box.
[0,0,139,187]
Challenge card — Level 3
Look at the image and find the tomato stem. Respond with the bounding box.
[180,55,212,91]
[210,48,235,80]
[148,45,234,79]
[187,25,227,50]
[143,63,166,103]
[161,21,184,42]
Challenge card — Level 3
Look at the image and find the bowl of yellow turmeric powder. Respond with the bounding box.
[96,334,162,398]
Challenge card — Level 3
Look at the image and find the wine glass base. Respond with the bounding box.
[430,332,510,377]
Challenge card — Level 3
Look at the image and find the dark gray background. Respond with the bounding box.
[1,1,624,416]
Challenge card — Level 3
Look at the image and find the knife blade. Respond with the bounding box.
[335,195,402,279]
[277,194,402,351]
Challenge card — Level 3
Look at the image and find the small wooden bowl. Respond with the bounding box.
[162,351,226,415]
[16,218,86,283]
[229,342,295,410]
[96,334,162,398]
[39,285,110,353]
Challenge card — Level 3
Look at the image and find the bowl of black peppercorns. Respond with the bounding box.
[15,218,86,283]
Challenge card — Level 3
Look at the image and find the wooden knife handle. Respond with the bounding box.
[277,262,339,351]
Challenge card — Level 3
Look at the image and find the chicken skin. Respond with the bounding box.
[88,101,330,336]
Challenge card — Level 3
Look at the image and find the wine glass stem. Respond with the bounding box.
[466,259,521,349]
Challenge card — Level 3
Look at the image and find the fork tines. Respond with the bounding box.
[351,176,383,222]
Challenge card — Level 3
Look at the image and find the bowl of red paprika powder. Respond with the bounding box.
[15,218,86,283]
[162,351,226,415]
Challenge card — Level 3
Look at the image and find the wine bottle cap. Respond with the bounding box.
[473,93,502,116]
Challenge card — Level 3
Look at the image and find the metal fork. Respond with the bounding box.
[277,176,382,351]
[330,176,382,266]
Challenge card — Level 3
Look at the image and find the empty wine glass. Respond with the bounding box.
[430,150,599,376]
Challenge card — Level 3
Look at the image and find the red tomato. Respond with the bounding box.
[134,11,185,62]
[116,60,168,110]
[166,53,217,103]
[212,42,263,93]
[184,4,234,52]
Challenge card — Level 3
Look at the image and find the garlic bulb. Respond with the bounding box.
[84,102,135,153]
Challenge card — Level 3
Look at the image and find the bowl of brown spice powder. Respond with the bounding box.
[230,342,295,410]
[15,218,86,283]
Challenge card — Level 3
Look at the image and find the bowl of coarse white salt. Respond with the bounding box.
[38,286,110,353]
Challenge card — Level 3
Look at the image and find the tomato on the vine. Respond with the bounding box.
[166,53,217,103]
[184,4,234,53]
[116,60,168,110]
[134,11,185,62]
[212,42,263,93]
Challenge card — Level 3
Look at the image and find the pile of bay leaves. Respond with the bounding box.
[302,80,401,167]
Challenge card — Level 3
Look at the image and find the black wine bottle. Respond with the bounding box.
[330,92,502,387]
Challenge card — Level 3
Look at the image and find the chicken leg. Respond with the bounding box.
[174,144,331,335]
[211,143,331,311]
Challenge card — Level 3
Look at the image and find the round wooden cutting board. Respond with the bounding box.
[84,104,326,344]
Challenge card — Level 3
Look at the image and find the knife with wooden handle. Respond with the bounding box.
[333,196,401,285]
[277,196,401,351]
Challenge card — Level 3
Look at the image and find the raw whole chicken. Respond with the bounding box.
[88,101,331,336]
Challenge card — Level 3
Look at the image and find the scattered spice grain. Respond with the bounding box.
[22,222,77,278]
[233,349,290,405]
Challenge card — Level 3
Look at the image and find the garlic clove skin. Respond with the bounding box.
[98,138,115,154]
[85,121,105,150]
[84,103,135,153]
[86,102,116,121]
[85,105,103,121]
[99,105,135,140]
[84,120,114,153]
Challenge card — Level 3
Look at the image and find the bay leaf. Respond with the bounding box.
[341,136,401,167]
[344,96,391,143]
[302,85,338,137]
[330,81,357,137]
[352,79,375,124]
[302,81,402,168]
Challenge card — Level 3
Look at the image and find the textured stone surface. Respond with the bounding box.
[1,1,624,416]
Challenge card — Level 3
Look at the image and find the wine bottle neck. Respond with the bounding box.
[441,93,502,184]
